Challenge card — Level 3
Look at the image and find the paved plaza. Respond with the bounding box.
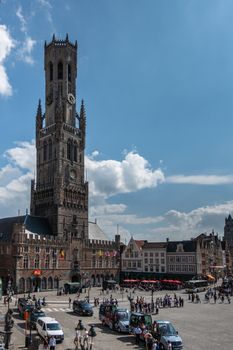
[0,286,232,350]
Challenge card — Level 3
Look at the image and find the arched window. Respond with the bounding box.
[48,139,52,160]
[49,62,53,81]
[34,254,40,268]
[68,64,71,82]
[73,142,77,162]
[67,140,71,160]
[43,141,47,161]
[58,62,63,80]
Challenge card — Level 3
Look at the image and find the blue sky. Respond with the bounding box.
[1,0,233,242]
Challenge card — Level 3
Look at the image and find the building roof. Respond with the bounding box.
[167,240,197,253]
[88,221,110,241]
[0,214,53,242]
[0,215,110,242]
[134,240,146,249]
[143,242,167,249]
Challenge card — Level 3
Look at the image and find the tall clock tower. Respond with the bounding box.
[30,34,88,239]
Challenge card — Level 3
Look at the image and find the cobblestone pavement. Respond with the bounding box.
[0,286,232,350]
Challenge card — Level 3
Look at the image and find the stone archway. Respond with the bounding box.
[91,274,96,286]
[18,278,25,293]
[54,277,59,289]
[48,277,53,289]
[26,277,32,292]
[41,277,47,290]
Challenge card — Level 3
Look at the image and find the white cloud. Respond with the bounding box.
[167,174,233,185]
[0,25,15,96]
[86,150,165,199]
[37,0,54,25]
[5,141,36,170]
[0,141,231,242]
[15,6,36,65]
[17,36,36,65]
[16,6,27,33]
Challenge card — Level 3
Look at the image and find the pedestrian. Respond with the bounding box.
[69,297,72,308]
[83,328,89,350]
[134,325,142,344]
[49,335,56,350]
[43,337,49,350]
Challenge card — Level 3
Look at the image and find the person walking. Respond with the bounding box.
[134,325,142,344]
[49,335,56,350]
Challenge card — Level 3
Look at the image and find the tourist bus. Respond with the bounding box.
[185,279,209,293]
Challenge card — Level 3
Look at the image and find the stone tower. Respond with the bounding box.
[224,214,233,248]
[30,34,88,239]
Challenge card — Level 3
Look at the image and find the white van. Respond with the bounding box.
[36,316,64,342]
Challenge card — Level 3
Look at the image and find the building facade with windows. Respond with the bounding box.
[121,238,145,276]
[0,35,120,293]
[166,240,201,278]
[142,242,167,274]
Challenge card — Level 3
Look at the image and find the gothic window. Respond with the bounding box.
[43,141,47,161]
[73,142,77,162]
[67,140,71,160]
[49,62,53,81]
[45,255,50,269]
[23,255,29,269]
[34,254,40,268]
[58,62,63,80]
[48,139,52,160]
[68,64,71,82]
[52,256,57,269]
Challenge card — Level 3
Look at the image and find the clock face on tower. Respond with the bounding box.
[70,169,77,180]
[67,93,76,105]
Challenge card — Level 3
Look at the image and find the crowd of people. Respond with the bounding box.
[129,293,184,314]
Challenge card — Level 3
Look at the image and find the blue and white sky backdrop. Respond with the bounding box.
[1,0,233,242]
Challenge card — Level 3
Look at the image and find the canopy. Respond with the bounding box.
[206,274,215,280]
[141,280,159,283]
[123,279,139,283]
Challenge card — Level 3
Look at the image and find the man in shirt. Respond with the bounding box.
[134,325,142,344]
[49,335,56,350]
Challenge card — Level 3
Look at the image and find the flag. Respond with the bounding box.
[59,249,65,259]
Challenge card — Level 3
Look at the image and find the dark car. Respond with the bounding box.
[18,298,34,318]
[29,309,46,329]
[73,300,93,316]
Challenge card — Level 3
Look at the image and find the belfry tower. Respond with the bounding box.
[30,35,88,239]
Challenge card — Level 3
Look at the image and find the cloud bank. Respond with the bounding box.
[0,25,15,96]
[0,141,231,241]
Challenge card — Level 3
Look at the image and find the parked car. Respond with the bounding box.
[17,298,34,318]
[29,309,46,329]
[155,320,183,350]
[36,317,64,342]
[99,303,130,333]
[73,300,93,316]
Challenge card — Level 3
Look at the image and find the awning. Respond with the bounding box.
[206,274,215,280]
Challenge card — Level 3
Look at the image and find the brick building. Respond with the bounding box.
[0,35,120,293]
